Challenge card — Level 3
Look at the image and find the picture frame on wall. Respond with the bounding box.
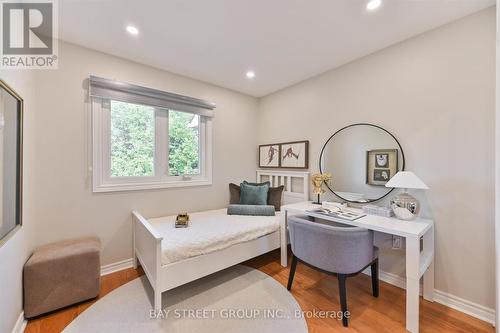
[366,149,398,186]
[258,140,309,169]
[259,144,281,168]
[280,140,309,169]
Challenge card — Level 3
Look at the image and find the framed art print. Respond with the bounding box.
[259,144,280,168]
[280,141,309,169]
[366,149,398,186]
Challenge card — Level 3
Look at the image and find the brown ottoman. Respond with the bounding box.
[23,237,101,318]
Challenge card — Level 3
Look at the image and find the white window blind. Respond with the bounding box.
[89,75,216,118]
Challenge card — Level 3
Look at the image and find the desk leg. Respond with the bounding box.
[406,236,420,333]
[423,226,435,302]
[280,210,288,267]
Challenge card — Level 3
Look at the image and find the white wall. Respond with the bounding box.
[259,8,495,309]
[32,42,260,265]
[495,1,499,330]
[0,71,36,333]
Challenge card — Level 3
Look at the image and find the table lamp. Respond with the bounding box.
[385,171,429,220]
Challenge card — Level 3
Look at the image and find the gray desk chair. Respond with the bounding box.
[287,215,379,327]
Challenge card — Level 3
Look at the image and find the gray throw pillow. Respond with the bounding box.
[268,185,284,211]
[239,182,269,205]
[229,183,240,204]
[227,204,275,216]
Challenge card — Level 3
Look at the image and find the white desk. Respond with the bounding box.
[281,201,435,333]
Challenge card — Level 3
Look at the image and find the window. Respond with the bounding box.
[110,100,155,178]
[168,111,200,176]
[90,76,214,192]
[92,98,212,192]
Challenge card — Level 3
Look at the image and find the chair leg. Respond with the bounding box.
[371,258,379,298]
[338,274,349,327]
[287,255,298,291]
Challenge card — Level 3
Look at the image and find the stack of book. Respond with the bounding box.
[306,208,365,221]
[175,213,190,228]
[362,204,394,217]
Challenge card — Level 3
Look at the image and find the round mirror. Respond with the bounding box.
[319,123,405,203]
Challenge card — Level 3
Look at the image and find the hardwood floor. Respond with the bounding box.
[25,250,493,333]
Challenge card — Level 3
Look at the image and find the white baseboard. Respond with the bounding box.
[362,267,422,293]
[11,311,26,333]
[362,268,495,325]
[100,258,134,276]
[433,289,495,325]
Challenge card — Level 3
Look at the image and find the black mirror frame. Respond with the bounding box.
[319,123,405,203]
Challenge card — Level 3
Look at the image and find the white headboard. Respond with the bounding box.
[256,170,310,205]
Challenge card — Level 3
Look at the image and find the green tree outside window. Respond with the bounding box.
[110,101,155,177]
[109,101,200,178]
[169,111,200,176]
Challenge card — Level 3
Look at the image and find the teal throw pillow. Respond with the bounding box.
[239,182,269,205]
[227,204,275,216]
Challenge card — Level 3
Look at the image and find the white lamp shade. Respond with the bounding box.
[385,171,429,190]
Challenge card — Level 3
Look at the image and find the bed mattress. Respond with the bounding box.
[147,209,281,265]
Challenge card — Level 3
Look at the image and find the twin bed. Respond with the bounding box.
[132,170,309,310]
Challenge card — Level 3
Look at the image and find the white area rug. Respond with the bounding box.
[63,265,308,333]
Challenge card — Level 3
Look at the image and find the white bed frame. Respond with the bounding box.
[132,170,309,310]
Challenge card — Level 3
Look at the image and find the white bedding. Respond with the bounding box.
[147,209,281,265]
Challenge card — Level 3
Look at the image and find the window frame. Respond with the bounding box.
[92,97,212,192]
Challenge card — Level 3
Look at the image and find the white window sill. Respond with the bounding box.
[93,179,212,193]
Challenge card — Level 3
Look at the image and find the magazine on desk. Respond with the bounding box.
[306,208,366,221]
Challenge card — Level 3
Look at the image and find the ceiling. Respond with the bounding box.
[59,0,495,97]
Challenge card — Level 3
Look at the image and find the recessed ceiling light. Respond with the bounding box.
[126,25,139,36]
[246,71,255,79]
[366,0,381,11]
